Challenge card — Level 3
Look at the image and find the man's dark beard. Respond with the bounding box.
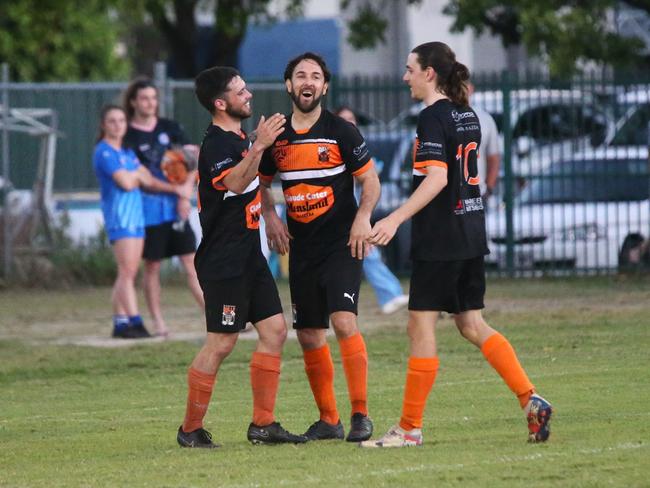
[226,104,251,119]
[289,90,322,114]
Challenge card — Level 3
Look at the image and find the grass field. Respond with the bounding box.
[1,277,649,487]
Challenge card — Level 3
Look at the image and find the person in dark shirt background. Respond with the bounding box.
[123,78,203,337]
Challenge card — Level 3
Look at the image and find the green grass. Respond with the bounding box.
[1,277,649,487]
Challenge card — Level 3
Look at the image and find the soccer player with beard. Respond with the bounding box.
[259,52,381,443]
[176,66,306,448]
[360,42,552,448]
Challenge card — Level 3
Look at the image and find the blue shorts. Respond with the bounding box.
[108,227,145,243]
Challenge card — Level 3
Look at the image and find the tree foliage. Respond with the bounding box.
[0,0,129,81]
[443,0,649,75]
[125,0,424,78]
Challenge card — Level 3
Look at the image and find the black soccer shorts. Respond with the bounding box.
[143,220,197,261]
[409,255,486,314]
[289,246,363,329]
[201,251,283,333]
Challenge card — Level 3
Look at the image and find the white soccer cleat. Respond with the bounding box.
[359,424,423,448]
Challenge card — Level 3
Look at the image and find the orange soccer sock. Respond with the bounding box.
[481,333,535,408]
[338,333,368,416]
[182,367,216,433]
[399,356,439,431]
[250,351,281,426]
[303,344,339,425]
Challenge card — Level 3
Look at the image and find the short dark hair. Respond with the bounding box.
[123,77,157,120]
[194,66,240,115]
[283,52,331,82]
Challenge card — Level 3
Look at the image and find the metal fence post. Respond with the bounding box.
[1,63,11,282]
[329,75,340,111]
[501,70,515,277]
[154,62,169,118]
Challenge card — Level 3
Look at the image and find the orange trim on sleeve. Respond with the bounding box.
[352,159,374,177]
[211,168,232,191]
[414,159,447,170]
[259,173,274,185]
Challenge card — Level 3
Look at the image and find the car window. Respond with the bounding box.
[490,112,503,132]
[513,105,605,143]
[520,159,650,204]
[610,104,650,146]
[513,106,563,142]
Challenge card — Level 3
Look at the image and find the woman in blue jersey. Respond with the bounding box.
[93,104,153,339]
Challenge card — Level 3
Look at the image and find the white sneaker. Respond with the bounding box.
[359,424,422,448]
[381,294,409,314]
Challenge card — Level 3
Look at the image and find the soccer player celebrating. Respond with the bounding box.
[260,52,381,442]
[176,66,306,448]
[360,42,552,448]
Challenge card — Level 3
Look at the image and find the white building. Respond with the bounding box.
[295,0,531,76]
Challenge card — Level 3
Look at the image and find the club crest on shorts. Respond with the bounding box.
[222,305,236,326]
[291,303,297,325]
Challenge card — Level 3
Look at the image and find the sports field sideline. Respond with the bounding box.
[1,277,649,487]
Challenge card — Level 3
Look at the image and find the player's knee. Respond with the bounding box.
[297,329,325,350]
[259,320,288,346]
[117,265,138,281]
[330,313,357,337]
[144,260,161,275]
[204,335,237,359]
[455,316,487,344]
[406,319,430,342]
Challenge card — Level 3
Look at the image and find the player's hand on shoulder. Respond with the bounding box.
[253,113,286,149]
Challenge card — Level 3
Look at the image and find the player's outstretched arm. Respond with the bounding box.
[222,113,285,194]
[260,182,292,255]
[368,166,447,246]
[348,167,380,259]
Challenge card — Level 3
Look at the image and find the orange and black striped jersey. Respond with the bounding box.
[260,109,373,256]
[195,124,261,281]
[411,100,489,261]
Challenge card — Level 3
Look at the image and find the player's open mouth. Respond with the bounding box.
[300,90,313,100]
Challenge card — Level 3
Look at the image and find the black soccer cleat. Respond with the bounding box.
[112,326,145,339]
[346,413,373,442]
[177,426,220,448]
[247,422,308,445]
[303,419,345,441]
[130,323,151,338]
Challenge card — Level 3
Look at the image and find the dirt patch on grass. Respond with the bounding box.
[1,278,647,347]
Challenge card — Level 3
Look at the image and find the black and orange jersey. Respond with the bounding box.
[195,124,262,281]
[411,99,489,261]
[259,109,373,256]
